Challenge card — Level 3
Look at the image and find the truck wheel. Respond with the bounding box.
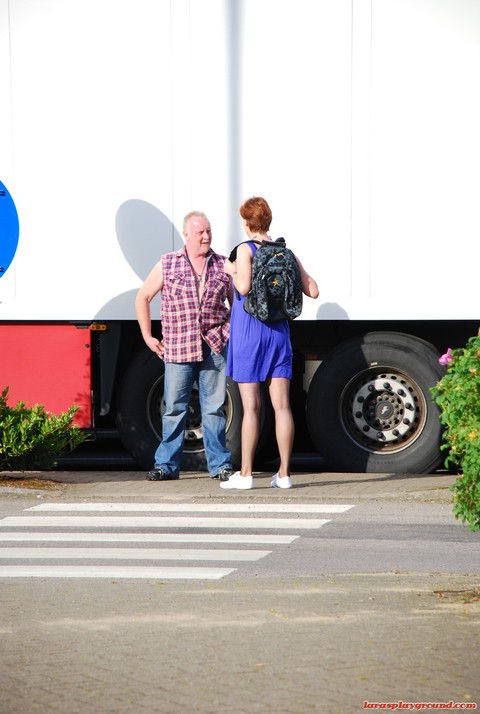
[116,350,273,470]
[116,349,203,470]
[306,332,444,474]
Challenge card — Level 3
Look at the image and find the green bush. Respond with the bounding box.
[0,386,86,471]
[431,335,480,531]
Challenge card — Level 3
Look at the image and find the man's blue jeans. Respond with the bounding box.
[154,343,232,476]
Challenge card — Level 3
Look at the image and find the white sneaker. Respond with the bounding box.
[271,473,292,489]
[220,471,253,490]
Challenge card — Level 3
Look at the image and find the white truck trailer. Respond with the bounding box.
[1,0,479,473]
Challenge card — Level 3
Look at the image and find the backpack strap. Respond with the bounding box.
[229,240,262,302]
[228,239,262,263]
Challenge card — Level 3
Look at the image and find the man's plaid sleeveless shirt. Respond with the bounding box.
[161,247,231,362]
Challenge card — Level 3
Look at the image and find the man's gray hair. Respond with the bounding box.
[183,211,209,232]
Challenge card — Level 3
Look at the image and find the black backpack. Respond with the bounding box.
[229,237,303,322]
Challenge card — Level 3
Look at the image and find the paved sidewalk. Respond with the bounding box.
[0,468,457,503]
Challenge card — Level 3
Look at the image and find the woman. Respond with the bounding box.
[221,196,319,490]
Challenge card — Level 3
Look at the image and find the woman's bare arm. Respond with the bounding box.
[295,256,319,299]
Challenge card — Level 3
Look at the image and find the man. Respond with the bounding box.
[135,211,234,481]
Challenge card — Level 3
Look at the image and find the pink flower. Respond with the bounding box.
[439,348,454,366]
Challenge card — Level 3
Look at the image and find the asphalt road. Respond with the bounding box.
[0,497,477,577]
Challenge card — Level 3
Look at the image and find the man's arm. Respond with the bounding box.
[135,260,164,356]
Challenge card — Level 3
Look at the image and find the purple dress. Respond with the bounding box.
[227,242,293,382]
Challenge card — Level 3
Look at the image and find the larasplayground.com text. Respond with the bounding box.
[363,703,477,711]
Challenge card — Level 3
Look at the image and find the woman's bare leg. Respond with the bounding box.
[237,382,261,476]
[268,377,294,477]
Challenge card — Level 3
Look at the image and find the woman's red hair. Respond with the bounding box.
[239,196,272,233]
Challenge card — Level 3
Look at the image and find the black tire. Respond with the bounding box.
[116,349,204,470]
[116,349,274,470]
[306,332,444,474]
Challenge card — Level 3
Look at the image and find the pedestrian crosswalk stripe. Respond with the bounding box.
[28,503,354,514]
[0,502,354,580]
[0,516,332,529]
[0,566,236,579]
[0,532,298,544]
[0,547,270,561]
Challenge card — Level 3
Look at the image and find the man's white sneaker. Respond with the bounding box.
[220,471,253,490]
[271,473,292,489]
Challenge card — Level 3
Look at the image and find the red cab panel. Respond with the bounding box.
[0,324,92,427]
